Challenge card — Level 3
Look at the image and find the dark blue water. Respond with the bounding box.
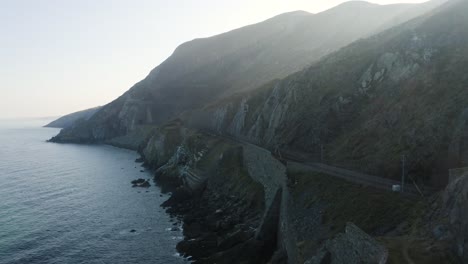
[0,119,185,264]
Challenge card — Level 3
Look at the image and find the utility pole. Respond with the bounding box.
[320,144,324,163]
[401,155,406,193]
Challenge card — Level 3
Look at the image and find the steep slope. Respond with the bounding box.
[50,0,444,143]
[189,0,468,188]
[45,107,101,128]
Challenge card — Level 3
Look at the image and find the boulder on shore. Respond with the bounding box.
[131,179,151,188]
[131,178,146,184]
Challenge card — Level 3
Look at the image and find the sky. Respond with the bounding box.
[0,0,429,119]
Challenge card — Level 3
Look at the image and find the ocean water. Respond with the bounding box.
[0,119,186,264]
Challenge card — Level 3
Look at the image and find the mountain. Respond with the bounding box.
[45,107,101,128]
[50,0,444,143]
[187,0,468,187]
[46,0,468,262]
[141,1,468,260]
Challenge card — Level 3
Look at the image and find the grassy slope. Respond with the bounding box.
[288,167,421,262]
[288,165,461,263]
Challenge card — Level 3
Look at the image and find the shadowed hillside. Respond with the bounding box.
[50,0,444,143]
[45,107,101,128]
[189,0,468,187]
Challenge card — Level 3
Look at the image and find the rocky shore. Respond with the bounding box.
[50,118,465,263]
[144,142,283,263]
[162,183,265,263]
[133,124,372,263]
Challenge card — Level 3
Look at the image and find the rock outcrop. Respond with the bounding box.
[304,223,388,264]
[443,174,468,261]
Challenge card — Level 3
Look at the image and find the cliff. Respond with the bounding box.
[138,120,458,263]
[46,0,468,263]
[188,0,468,188]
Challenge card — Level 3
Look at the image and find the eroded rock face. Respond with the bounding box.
[305,223,388,264]
[143,121,188,169]
[155,145,201,190]
[158,142,269,263]
[443,174,468,261]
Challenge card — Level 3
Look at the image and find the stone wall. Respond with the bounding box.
[242,143,299,263]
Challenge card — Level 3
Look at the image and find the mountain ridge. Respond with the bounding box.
[44,107,101,128]
[185,0,467,187]
[50,0,445,144]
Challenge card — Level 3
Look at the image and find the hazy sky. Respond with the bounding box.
[0,0,428,119]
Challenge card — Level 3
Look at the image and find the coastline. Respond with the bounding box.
[48,122,460,263]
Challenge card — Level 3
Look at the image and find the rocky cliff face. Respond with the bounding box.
[188,0,468,187]
[140,121,279,262]
[50,1,444,145]
[442,174,468,262]
[141,124,452,263]
[141,124,467,263]
[305,223,388,264]
[138,121,401,263]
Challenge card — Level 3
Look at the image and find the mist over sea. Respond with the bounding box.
[0,119,185,264]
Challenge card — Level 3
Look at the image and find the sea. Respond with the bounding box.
[0,118,186,264]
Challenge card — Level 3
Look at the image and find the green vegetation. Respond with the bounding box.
[290,170,420,235]
[288,169,417,262]
[381,237,458,264]
[287,168,463,263]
